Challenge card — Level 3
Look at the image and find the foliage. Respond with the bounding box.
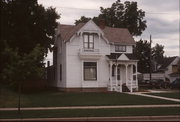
[134,40,151,73]
[75,0,147,36]
[75,16,91,25]
[0,0,59,85]
[1,0,60,55]
[152,43,164,64]
[134,40,165,73]
[0,44,45,85]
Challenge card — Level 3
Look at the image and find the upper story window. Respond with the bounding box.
[115,45,126,52]
[83,33,94,49]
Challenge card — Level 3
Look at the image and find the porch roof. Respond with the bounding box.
[106,53,137,61]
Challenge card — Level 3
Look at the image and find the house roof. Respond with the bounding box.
[159,57,177,70]
[106,53,137,60]
[58,23,85,41]
[102,26,135,45]
[57,21,135,44]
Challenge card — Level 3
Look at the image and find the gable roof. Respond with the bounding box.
[57,23,85,41]
[57,20,135,44]
[159,57,177,70]
[106,53,137,60]
[102,26,135,45]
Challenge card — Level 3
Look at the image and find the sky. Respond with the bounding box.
[38,0,180,63]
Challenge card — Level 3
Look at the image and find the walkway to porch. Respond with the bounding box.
[108,60,138,92]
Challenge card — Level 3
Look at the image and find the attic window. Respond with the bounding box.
[115,45,126,52]
[83,33,94,49]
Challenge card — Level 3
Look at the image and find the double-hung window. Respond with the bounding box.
[84,62,97,81]
[115,45,126,52]
[83,33,94,49]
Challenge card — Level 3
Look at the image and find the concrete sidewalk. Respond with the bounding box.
[128,92,180,102]
[0,104,180,111]
[1,115,180,121]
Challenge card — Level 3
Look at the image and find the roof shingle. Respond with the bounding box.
[57,21,135,44]
[102,26,135,45]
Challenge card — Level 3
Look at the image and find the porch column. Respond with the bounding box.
[130,64,133,92]
[115,64,118,90]
[125,64,128,86]
[135,63,138,90]
[109,61,112,91]
[119,64,122,92]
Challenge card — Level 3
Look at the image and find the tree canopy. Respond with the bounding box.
[1,0,60,55]
[134,40,165,73]
[0,0,60,85]
[134,40,151,73]
[75,0,147,36]
[152,43,164,64]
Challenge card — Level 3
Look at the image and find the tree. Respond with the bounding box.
[134,40,151,73]
[0,0,60,85]
[75,0,147,36]
[1,44,45,86]
[1,0,60,55]
[134,40,165,73]
[75,16,91,25]
[152,43,164,64]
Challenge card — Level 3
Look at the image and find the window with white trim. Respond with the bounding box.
[115,45,126,52]
[83,33,94,49]
[84,62,97,81]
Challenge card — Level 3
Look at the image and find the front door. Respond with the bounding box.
[117,67,120,81]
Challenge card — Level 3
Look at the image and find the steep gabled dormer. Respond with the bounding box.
[77,20,110,59]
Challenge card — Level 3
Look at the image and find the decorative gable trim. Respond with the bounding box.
[77,20,109,44]
[118,53,129,61]
[77,20,103,35]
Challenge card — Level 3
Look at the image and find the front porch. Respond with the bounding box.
[108,60,138,92]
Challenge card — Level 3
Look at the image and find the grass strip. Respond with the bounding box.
[1,91,179,108]
[146,92,180,99]
[0,107,180,119]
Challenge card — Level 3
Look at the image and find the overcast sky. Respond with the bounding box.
[38,0,180,62]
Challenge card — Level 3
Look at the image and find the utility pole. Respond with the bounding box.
[178,0,180,78]
[149,35,152,81]
[18,80,21,114]
[179,0,180,57]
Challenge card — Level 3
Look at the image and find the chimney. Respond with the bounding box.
[99,19,105,29]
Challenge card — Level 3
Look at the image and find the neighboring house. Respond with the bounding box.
[158,56,180,82]
[142,56,180,82]
[52,20,138,92]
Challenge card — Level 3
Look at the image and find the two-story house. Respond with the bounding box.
[52,20,138,92]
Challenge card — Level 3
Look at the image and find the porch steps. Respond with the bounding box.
[122,85,130,92]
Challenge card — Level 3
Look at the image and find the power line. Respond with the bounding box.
[44,5,179,15]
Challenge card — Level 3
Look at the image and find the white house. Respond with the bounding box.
[52,20,138,92]
[159,56,180,82]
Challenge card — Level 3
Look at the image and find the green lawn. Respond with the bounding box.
[0,87,179,108]
[146,92,180,99]
[1,107,180,119]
